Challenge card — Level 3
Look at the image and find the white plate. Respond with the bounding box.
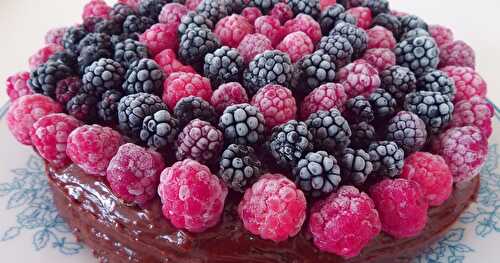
[0,101,499,263]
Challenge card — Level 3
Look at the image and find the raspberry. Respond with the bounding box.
[241,7,262,24]
[107,143,165,204]
[449,96,493,139]
[361,48,395,72]
[6,94,63,145]
[237,33,273,64]
[366,26,396,50]
[346,7,372,29]
[118,0,140,10]
[337,59,381,98]
[67,125,123,176]
[139,23,178,55]
[428,24,454,48]
[401,152,453,207]
[433,126,488,182]
[277,31,314,63]
[309,186,381,258]
[370,178,428,239]
[251,84,297,130]
[284,14,322,44]
[45,27,68,45]
[158,3,188,26]
[175,119,223,163]
[153,49,196,77]
[6,71,33,101]
[319,0,337,11]
[31,113,81,169]
[439,40,476,69]
[55,77,82,105]
[270,3,293,24]
[214,14,254,48]
[82,0,111,22]
[238,173,307,242]
[28,44,64,70]
[162,72,212,110]
[211,82,249,113]
[441,66,487,103]
[254,15,285,47]
[300,83,348,119]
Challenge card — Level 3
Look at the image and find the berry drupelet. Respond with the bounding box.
[203,46,244,87]
[319,4,356,35]
[386,111,428,153]
[340,148,374,185]
[293,151,341,197]
[295,51,336,96]
[305,108,351,154]
[404,91,454,134]
[368,141,404,178]
[268,120,313,168]
[117,92,167,138]
[379,65,417,103]
[66,92,99,122]
[219,103,266,146]
[329,22,368,58]
[218,144,262,192]
[178,27,221,68]
[368,88,397,119]
[345,95,375,123]
[97,89,123,123]
[316,35,354,69]
[30,61,73,99]
[287,0,320,19]
[175,119,224,163]
[173,96,217,127]
[417,70,456,101]
[140,109,179,149]
[350,121,377,149]
[82,58,125,97]
[114,39,150,69]
[394,36,440,77]
[122,58,165,96]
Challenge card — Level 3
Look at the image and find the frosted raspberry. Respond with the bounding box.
[211,82,249,113]
[370,178,429,239]
[337,59,381,98]
[251,84,297,130]
[449,96,494,138]
[67,125,123,176]
[118,0,140,10]
[238,173,307,242]
[158,159,228,233]
[439,40,476,69]
[106,143,165,205]
[175,119,224,163]
[45,27,68,45]
[254,16,285,47]
[433,126,488,182]
[215,14,254,48]
[55,77,82,105]
[361,48,395,72]
[237,33,273,64]
[7,94,62,145]
[154,49,196,77]
[139,23,178,55]
[441,66,487,103]
[320,0,337,11]
[241,7,262,24]
[270,3,294,24]
[31,113,82,169]
[158,3,188,26]
[82,0,111,22]
[367,26,396,49]
[277,32,314,63]
[429,24,454,48]
[163,72,212,109]
[309,186,381,258]
[346,7,372,29]
[6,71,33,101]
[28,44,64,70]
[300,83,348,119]
[284,14,322,44]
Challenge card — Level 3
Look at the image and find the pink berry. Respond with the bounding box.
[215,14,254,48]
[370,178,429,239]
[300,83,348,119]
[346,7,372,29]
[432,126,488,182]
[31,113,82,169]
[241,7,262,24]
[175,119,224,163]
[106,143,165,205]
[439,40,476,69]
[55,77,82,105]
[337,59,381,98]
[28,44,64,70]
[270,3,294,24]
[361,48,396,72]
[154,49,196,77]
[320,0,337,11]
[254,15,285,47]
[277,31,314,63]
[158,159,228,233]
[211,82,249,113]
[284,14,322,44]
[117,0,139,10]
[6,94,62,145]
[238,173,307,242]
[45,27,68,45]
[139,23,178,55]
[82,0,110,22]
[429,24,454,48]
[367,26,396,49]
[251,84,297,130]
[6,71,33,101]
[237,33,273,64]
[67,125,123,176]
[158,3,188,26]
[449,96,494,138]
[401,152,453,206]
[441,66,487,103]
[309,186,381,258]
[163,72,212,109]
[185,0,202,10]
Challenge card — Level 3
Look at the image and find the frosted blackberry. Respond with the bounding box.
[243,50,293,96]
[400,15,428,35]
[118,93,167,138]
[30,61,72,99]
[82,58,125,97]
[219,103,266,145]
[417,70,456,101]
[247,0,280,13]
[226,0,246,15]
[329,22,367,58]
[122,58,165,96]
[319,4,356,35]
[77,33,113,54]
[62,25,87,54]
[345,95,374,123]
[114,39,150,68]
[173,96,217,126]
[140,109,180,149]
[379,65,417,102]
[94,19,123,36]
[295,51,336,96]
[48,51,78,73]
[97,89,123,123]
[305,108,351,154]
[178,12,214,37]
[196,0,228,24]
[368,88,397,119]
[317,35,354,69]
[218,144,262,192]
[400,28,430,41]
[386,111,427,153]
[372,13,401,39]
[404,91,454,134]
[293,151,341,197]
[268,120,313,167]
[77,45,113,74]
[123,15,155,35]
[350,122,376,149]
[178,27,221,68]
[340,148,373,185]
[368,141,404,178]
[359,0,389,16]
[138,0,169,21]
[203,46,244,87]
[66,92,98,122]
[395,36,439,77]
[287,0,320,19]
[110,3,136,24]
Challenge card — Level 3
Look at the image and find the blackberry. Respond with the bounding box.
[316,35,354,69]
[345,95,374,123]
[400,15,428,35]
[404,91,454,134]
[379,65,417,102]
[203,46,244,87]
[368,141,404,178]
[114,39,150,68]
[226,0,246,15]
[319,4,356,35]
[359,0,389,16]
[123,15,155,35]
[329,22,367,58]
[175,119,224,163]
[177,12,214,37]
[247,0,280,13]
[77,33,113,54]
[340,148,373,185]
[173,96,217,126]
[140,109,180,149]
[243,50,293,96]
[97,89,124,123]
[55,77,82,105]
[350,121,376,149]
[305,108,351,154]
[395,36,439,77]
[417,70,456,101]
[368,88,397,119]
[82,58,125,97]
[196,0,228,24]
[386,111,427,153]
[29,61,72,99]
[94,19,123,36]
[66,92,99,122]
[118,92,167,138]
[287,0,320,19]
[47,50,78,73]
[218,144,262,192]
[268,120,313,167]
[372,13,401,39]
[110,3,137,24]
[293,151,341,197]
[178,27,221,68]
[400,28,430,41]
[295,51,336,96]
[138,0,169,21]
[62,25,87,54]
[219,103,266,145]
[77,45,113,74]
[122,58,165,96]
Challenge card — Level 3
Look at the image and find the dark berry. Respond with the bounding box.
[122,58,165,96]
[177,11,214,37]
[218,144,262,192]
[77,33,113,54]
[138,0,169,21]
[340,148,373,185]
[295,51,336,96]
[219,103,266,145]
[368,88,397,119]
[62,25,88,54]
[319,4,356,35]
[400,28,430,41]
[140,109,180,149]
[417,70,456,101]
[404,91,454,134]
[196,0,228,24]
[66,92,99,122]
[247,0,280,13]
[173,96,217,126]
[55,77,82,105]
[305,108,351,154]
[29,61,72,99]
[95,19,123,35]
[345,95,374,123]
[118,92,167,138]
[114,38,150,68]
[97,89,124,123]
[400,15,428,35]
[368,141,404,178]
[175,119,224,163]
[77,45,113,74]
[203,46,244,87]
[178,27,221,68]
[329,22,367,58]
[287,0,320,19]
[386,111,427,153]
[372,13,401,39]
[379,65,417,102]
[123,15,155,35]
[316,35,354,69]
[47,50,78,73]
[359,0,389,16]
[268,120,313,167]
[350,121,376,149]
[110,3,136,24]
[82,58,125,97]
[293,151,341,197]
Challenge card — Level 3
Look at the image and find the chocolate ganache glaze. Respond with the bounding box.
[47,163,479,263]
